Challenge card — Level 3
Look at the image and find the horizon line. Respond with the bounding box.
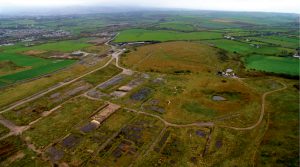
[0,5,299,16]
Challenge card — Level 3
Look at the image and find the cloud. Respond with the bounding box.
[1,0,300,13]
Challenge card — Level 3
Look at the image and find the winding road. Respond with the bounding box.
[124,107,214,128]
[219,81,287,130]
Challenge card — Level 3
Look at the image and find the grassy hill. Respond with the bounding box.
[114,29,222,42]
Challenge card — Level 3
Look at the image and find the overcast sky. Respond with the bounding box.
[1,0,300,13]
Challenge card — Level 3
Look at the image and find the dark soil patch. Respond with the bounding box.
[80,122,99,133]
[47,146,64,162]
[112,148,123,158]
[145,105,165,113]
[190,157,198,164]
[155,130,170,153]
[87,90,107,99]
[98,75,124,89]
[65,84,91,97]
[195,130,206,138]
[130,87,152,101]
[148,99,160,105]
[61,134,81,149]
[215,139,223,149]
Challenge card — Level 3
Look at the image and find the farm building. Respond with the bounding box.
[70,51,85,56]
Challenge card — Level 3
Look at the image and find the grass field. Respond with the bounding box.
[245,55,299,76]
[0,56,111,109]
[0,11,299,167]
[2,61,121,126]
[158,22,196,31]
[206,39,295,56]
[0,39,93,87]
[134,127,209,167]
[1,39,91,54]
[249,36,299,49]
[83,63,122,86]
[0,60,27,76]
[21,40,91,52]
[114,29,222,42]
[114,44,269,166]
[83,44,110,54]
[256,82,299,166]
[89,114,164,167]
[0,124,9,138]
[0,136,49,167]
[61,109,136,166]
[2,80,93,126]
[121,41,239,73]
[23,96,106,148]
[119,42,261,124]
[0,57,75,86]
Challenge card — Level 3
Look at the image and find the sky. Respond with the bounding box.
[0,0,300,14]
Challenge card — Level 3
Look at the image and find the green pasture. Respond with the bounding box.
[206,39,295,55]
[245,55,299,76]
[2,39,91,53]
[0,59,75,86]
[249,36,299,49]
[158,22,195,31]
[0,39,90,87]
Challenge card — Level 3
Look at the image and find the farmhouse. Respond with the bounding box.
[224,35,235,40]
[217,68,237,78]
[293,48,300,58]
[70,51,85,56]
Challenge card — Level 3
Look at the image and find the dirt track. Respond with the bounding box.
[125,107,214,128]
[220,81,287,130]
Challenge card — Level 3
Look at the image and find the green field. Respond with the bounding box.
[245,55,299,76]
[0,39,93,87]
[1,39,91,54]
[0,60,25,76]
[114,29,222,42]
[25,40,91,52]
[158,22,196,31]
[0,53,75,87]
[0,56,111,110]
[206,39,295,56]
[83,64,122,86]
[249,36,299,49]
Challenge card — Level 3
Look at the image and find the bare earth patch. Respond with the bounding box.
[211,19,234,23]
[23,50,47,56]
